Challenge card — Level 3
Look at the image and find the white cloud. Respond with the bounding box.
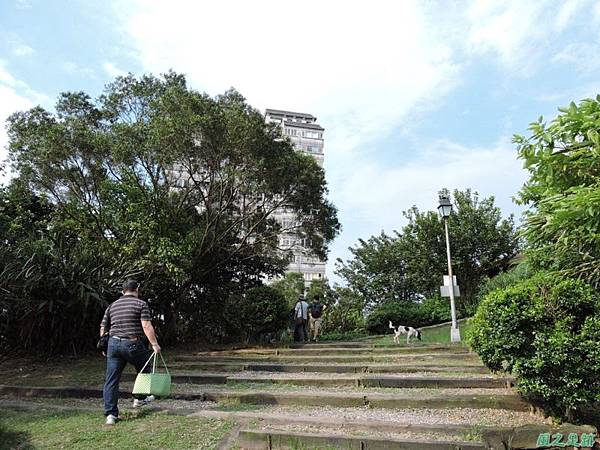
[14,0,32,9]
[5,33,35,58]
[113,0,459,146]
[552,42,600,74]
[63,61,95,78]
[465,1,549,71]
[555,0,587,31]
[463,0,595,72]
[12,44,34,57]
[103,62,127,78]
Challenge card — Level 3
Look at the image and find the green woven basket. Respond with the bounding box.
[132,352,171,397]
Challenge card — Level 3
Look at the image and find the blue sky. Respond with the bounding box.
[2,0,600,281]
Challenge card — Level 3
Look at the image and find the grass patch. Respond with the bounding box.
[0,407,232,450]
[365,320,472,346]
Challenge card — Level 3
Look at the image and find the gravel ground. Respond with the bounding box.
[254,422,468,443]
[0,396,218,412]
[260,405,550,428]
[223,371,500,379]
[174,358,484,367]
[1,397,547,429]
[171,383,515,396]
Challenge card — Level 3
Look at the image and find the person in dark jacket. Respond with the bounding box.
[309,295,326,342]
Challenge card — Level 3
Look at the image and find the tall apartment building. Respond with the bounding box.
[265,109,326,287]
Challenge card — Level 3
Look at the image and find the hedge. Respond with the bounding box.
[468,272,600,421]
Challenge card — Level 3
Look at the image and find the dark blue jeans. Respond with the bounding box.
[103,337,151,417]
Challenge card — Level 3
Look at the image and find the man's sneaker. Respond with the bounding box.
[105,414,118,425]
[133,395,155,408]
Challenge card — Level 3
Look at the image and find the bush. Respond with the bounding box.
[236,286,289,344]
[322,288,365,335]
[468,272,600,420]
[476,261,533,305]
[365,297,452,334]
[319,330,368,341]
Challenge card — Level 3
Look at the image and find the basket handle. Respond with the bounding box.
[139,350,169,375]
[139,352,155,374]
[158,352,170,376]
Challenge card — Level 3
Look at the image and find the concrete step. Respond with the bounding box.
[228,375,511,389]
[202,345,471,356]
[275,346,472,356]
[238,428,487,449]
[121,372,511,389]
[170,362,490,374]
[175,353,482,364]
[203,390,531,411]
[0,384,529,411]
[188,408,509,438]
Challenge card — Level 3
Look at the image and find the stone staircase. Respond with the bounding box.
[165,341,548,449]
[3,339,596,448]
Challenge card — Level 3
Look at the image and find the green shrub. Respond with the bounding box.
[468,272,600,420]
[236,286,289,343]
[365,297,452,334]
[323,288,365,334]
[319,330,368,341]
[476,262,534,305]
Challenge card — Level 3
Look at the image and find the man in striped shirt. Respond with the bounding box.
[100,280,162,425]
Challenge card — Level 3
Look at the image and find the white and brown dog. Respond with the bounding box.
[389,321,422,344]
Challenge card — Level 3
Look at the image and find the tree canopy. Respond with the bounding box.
[335,189,518,314]
[515,96,600,288]
[1,72,340,353]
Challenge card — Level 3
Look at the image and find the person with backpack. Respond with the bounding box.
[309,295,326,342]
[293,295,309,342]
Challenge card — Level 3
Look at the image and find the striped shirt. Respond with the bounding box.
[100,295,151,338]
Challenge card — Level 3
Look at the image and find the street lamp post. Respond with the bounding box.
[438,195,461,343]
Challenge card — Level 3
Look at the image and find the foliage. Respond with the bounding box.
[1,73,340,353]
[306,278,334,304]
[322,287,365,334]
[468,272,600,420]
[365,296,453,334]
[319,330,367,341]
[475,261,534,305]
[0,182,121,354]
[336,189,518,314]
[335,232,420,306]
[515,96,600,288]
[235,286,289,343]
[271,272,305,308]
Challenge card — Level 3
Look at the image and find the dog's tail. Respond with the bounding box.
[388,320,396,331]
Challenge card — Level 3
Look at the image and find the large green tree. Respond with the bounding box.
[515,96,600,287]
[2,72,340,352]
[336,189,518,314]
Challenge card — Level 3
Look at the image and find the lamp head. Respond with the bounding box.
[438,195,453,219]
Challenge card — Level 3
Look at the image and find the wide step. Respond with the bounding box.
[170,362,489,374]
[122,372,511,389]
[204,390,530,411]
[238,429,486,450]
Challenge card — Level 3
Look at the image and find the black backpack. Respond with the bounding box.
[311,304,323,319]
